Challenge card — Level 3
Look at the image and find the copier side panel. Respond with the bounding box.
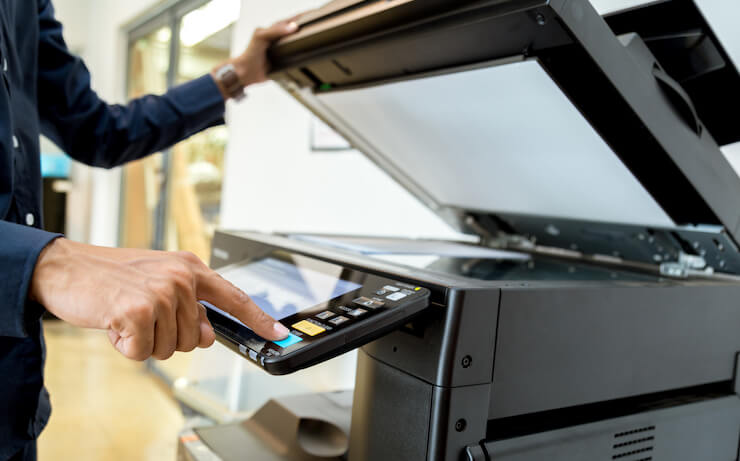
[361,287,500,388]
[490,283,740,419]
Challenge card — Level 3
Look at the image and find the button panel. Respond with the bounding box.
[274,333,304,348]
[292,320,326,337]
[329,315,349,326]
[230,280,428,370]
[386,292,407,301]
[353,297,385,309]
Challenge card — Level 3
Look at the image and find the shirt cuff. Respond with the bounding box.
[167,74,226,135]
[0,221,62,338]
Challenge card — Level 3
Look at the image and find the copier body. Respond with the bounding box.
[210,230,740,460]
[213,0,740,459]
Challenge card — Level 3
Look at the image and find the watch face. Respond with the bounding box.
[218,64,245,100]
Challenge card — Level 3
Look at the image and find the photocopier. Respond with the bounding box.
[181,1,740,460]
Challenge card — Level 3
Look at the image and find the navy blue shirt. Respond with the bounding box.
[0,1,225,456]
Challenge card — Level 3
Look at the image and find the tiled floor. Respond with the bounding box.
[38,321,185,461]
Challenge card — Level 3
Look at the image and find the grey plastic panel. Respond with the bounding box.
[487,396,740,461]
[348,350,433,461]
[490,284,740,418]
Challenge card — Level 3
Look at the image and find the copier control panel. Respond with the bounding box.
[204,250,430,375]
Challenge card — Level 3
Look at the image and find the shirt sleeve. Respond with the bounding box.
[36,0,226,169]
[0,221,61,338]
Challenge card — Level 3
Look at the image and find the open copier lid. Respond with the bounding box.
[267,0,740,277]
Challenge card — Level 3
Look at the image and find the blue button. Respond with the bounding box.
[273,333,303,349]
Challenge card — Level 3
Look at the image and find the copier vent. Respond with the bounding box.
[612,425,655,460]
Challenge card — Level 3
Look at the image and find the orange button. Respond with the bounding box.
[292,320,326,337]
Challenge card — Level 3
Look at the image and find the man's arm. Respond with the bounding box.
[30,239,291,360]
[36,0,297,168]
[23,2,300,358]
[0,222,60,338]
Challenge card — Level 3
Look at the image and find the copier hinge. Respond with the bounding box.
[659,252,713,279]
[464,215,536,251]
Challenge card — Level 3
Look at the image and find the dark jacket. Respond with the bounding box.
[0,1,225,457]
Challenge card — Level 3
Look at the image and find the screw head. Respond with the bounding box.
[535,13,547,26]
[462,355,472,368]
[455,419,467,432]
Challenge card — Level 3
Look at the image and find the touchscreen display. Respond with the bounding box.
[205,256,362,328]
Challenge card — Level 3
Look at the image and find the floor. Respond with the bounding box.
[38,321,185,461]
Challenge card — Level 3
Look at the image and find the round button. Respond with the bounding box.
[25,213,35,226]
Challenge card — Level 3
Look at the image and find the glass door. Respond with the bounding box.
[121,22,172,250]
[120,0,237,262]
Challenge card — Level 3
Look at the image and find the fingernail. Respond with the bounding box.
[274,322,290,338]
[286,22,298,32]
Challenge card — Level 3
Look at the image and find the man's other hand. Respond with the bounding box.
[29,239,290,361]
[211,17,300,99]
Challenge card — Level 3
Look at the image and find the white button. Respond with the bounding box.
[3,58,7,72]
[12,135,18,149]
[387,292,408,301]
[25,213,35,226]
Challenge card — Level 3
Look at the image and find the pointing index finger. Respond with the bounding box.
[196,271,290,341]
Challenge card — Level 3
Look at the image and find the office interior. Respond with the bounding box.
[29,0,740,460]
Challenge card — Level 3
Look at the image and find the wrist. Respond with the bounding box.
[212,59,248,101]
[29,238,72,304]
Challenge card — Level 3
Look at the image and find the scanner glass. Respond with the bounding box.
[316,60,675,227]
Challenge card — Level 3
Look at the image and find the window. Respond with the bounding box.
[120,0,237,262]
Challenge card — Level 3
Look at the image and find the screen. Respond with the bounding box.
[206,256,362,328]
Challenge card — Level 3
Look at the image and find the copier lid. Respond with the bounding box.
[268,0,740,273]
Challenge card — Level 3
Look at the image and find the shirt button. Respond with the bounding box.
[25,213,35,226]
[2,58,7,73]
[12,135,19,149]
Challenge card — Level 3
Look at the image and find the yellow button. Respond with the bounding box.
[292,320,326,337]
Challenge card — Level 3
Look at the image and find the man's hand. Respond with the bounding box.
[211,17,300,99]
[29,239,290,361]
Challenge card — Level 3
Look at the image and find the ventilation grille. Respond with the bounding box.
[612,425,655,460]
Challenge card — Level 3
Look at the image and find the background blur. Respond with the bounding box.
[37,0,740,459]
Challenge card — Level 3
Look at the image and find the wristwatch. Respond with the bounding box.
[215,63,246,101]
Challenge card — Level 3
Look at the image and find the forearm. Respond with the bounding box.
[29,238,289,361]
[40,74,226,169]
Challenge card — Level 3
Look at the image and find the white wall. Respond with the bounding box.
[220,0,463,239]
